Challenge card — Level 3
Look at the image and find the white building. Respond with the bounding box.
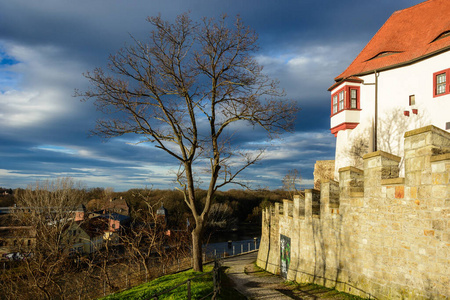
[329,0,450,178]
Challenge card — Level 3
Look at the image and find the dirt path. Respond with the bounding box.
[222,251,293,299]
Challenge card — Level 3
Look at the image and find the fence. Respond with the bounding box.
[1,239,259,300]
[203,237,260,262]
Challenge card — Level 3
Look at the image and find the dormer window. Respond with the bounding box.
[431,31,450,43]
[367,51,402,61]
[433,68,450,97]
[331,86,360,115]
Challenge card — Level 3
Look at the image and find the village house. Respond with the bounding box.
[64,216,121,255]
[329,0,450,178]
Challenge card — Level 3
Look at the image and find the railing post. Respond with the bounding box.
[187,279,191,299]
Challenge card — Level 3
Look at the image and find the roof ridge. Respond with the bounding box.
[391,0,431,16]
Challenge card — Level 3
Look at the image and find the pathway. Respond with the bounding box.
[222,251,293,299]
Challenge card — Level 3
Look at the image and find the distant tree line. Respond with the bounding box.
[3,186,287,229]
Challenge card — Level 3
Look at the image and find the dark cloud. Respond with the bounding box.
[0,0,424,190]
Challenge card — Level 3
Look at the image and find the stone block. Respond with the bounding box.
[395,186,405,199]
[432,173,449,185]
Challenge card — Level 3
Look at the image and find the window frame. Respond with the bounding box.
[332,95,338,114]
[330,85,360,116]
[433,68,450,97]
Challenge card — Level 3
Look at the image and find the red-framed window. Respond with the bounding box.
[330,86,360,116]
[433,68,450,97]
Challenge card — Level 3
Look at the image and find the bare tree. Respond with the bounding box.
[10,178,85,299]
[346,107,430,171]
[282,169,302,200]
[121,191,166,278]
[78,13,297,271]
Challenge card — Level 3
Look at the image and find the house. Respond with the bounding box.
[329,0,450,177]
[0,215,36,259]
[64,217,115,255]
[98,212,130,232]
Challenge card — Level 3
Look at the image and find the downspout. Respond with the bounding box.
[374,70,379,152]
[362,70,379,152]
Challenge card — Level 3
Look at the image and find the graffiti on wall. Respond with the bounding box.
[280,234,291,279]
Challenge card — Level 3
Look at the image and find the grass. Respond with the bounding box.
[100,265,246,300]
[101,265,215,300]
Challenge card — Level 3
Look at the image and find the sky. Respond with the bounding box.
[0,0,425,192]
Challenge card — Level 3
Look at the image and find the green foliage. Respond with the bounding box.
[102,266,214,300]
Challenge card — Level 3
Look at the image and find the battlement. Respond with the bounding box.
[257,125,450,299]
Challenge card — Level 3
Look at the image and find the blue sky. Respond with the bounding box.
[0,0,424,191]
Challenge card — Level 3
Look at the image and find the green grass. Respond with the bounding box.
[102,265,215,300]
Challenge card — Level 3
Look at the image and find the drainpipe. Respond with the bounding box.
[362,70,379,152]
[374,70,378,152]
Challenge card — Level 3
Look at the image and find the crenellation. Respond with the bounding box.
[257,125,450,299]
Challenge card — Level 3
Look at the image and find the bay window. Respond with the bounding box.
[331,85,360,115]
[333,95,338,114]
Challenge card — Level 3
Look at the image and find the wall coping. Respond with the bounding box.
[320,179,339,185]
[338,166,363,174]
[431,153,450,162]
[381,177,405,185]
[362,150,402,162]
[304,188,321,194]
[404,124,450,138]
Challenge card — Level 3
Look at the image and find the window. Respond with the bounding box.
[331,86,360,115]
[409,95,415,106]
[436,73,446,94]
[350,89,357,108]
[433,68,450,97]
[339,91,344,110]
[332,95,338,114]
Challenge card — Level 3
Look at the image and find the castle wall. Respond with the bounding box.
[257,125,450,299]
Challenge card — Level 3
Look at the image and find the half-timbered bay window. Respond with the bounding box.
[330,86,360,115]
[434,68,450,97]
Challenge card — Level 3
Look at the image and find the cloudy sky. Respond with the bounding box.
[0,0,424,191]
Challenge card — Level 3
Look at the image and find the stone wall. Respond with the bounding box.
[257,125,450,299]
[313,160,335,190]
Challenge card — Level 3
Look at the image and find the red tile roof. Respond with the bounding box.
[334,0,450,82]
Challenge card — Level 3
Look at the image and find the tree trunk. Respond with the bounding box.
[191,225,203,272]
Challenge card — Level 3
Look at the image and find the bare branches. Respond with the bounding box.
[282,169,302,200]
[79,13,298,271]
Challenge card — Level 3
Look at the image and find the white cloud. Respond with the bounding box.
[0,42,87,129]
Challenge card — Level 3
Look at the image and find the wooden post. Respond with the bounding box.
[187,280,191,299]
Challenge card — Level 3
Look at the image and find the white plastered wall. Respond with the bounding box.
[333,50,450,179]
